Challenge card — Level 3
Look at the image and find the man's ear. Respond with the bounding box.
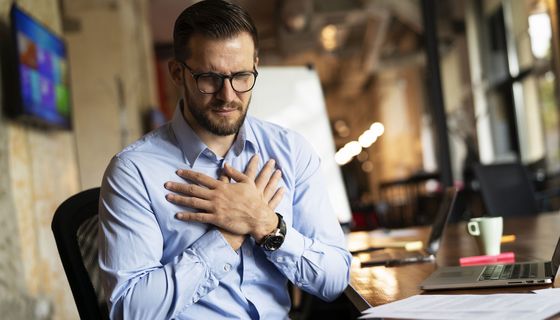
[168,60,183,87]
[254,56,259,69]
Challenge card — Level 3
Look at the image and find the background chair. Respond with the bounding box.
[474,162,542,217]
[51,187,108,320]
[378,171,441,227]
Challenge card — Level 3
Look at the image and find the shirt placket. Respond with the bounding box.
[240,239,262,319]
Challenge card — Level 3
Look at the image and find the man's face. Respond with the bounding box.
[180,32,257,136]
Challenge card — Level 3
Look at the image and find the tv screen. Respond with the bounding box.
[9,4,71,129]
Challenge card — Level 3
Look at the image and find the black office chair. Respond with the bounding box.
[473,162,541,216]
[51,187,109,320]
[51,188,350,320]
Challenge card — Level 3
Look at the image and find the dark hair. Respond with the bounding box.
[173,0,259,61]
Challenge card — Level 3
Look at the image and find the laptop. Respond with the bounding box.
[420,231,560,290]
[358,187,458,267]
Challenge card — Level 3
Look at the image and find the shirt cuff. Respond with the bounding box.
[190,228,240,279]
[264,226,305,280]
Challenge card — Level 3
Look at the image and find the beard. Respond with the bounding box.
[185,94,250,136]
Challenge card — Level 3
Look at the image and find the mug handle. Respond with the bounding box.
[467,221,480,236]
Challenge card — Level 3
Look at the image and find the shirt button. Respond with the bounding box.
[223,263,231,272]
[276,256,284,263]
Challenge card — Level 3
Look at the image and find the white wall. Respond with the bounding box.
[250,66,352,224]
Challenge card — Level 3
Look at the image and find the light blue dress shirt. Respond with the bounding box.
[99,101,351,319]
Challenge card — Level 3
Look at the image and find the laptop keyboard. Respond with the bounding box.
[478,263,538,281]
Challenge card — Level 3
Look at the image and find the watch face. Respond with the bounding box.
[264,235,284,251]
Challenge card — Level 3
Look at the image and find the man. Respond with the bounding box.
[98,1,351,319]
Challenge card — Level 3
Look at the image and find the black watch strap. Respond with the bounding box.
[275,213,286,235]
[260,213,286,251]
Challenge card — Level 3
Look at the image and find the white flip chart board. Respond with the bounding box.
[249,66,352,224]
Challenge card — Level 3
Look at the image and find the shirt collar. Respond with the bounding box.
[171,100,206,166]
[233,117,259,157]
[170,100,259,166]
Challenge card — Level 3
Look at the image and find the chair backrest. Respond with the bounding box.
[51,187,109,320]
[473,162,539,217]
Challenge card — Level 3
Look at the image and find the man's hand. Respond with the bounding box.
[215,175,246,250]
[164,155,284,249]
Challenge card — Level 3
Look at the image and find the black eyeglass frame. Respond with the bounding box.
[180,62,258,94]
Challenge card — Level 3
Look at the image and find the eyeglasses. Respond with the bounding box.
[180,62,258,94]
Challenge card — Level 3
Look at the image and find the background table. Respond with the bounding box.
[344,212,560,312]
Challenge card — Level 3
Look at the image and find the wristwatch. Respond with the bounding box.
[260,213,286,251]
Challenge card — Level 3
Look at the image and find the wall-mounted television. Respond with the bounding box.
[4,4,72,129]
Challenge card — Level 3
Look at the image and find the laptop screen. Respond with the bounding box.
[426,188,458,255]
[551,235,560,276]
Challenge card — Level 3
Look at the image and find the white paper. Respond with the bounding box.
[360,291,560,320]
[533,288,560,295]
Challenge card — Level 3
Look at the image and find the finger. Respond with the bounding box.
[175,212,217,225]
[255,159,276,190]
[223,163,249,183]
[164,181,212,199]
[218,174,230,183]
[165,193,214,211]
[244,155,260,180]
[177,169,220,189]
[268,187,285,210]
[263,169,282,201]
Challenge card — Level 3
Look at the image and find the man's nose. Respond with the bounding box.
[216,78,236,102]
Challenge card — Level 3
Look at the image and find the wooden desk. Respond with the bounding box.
[345,212,560,312]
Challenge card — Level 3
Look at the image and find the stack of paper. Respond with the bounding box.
[360,288,560,320]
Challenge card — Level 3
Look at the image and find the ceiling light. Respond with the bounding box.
[370,122,385,136]
[358,130,378,148]
[320,24,338,51]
